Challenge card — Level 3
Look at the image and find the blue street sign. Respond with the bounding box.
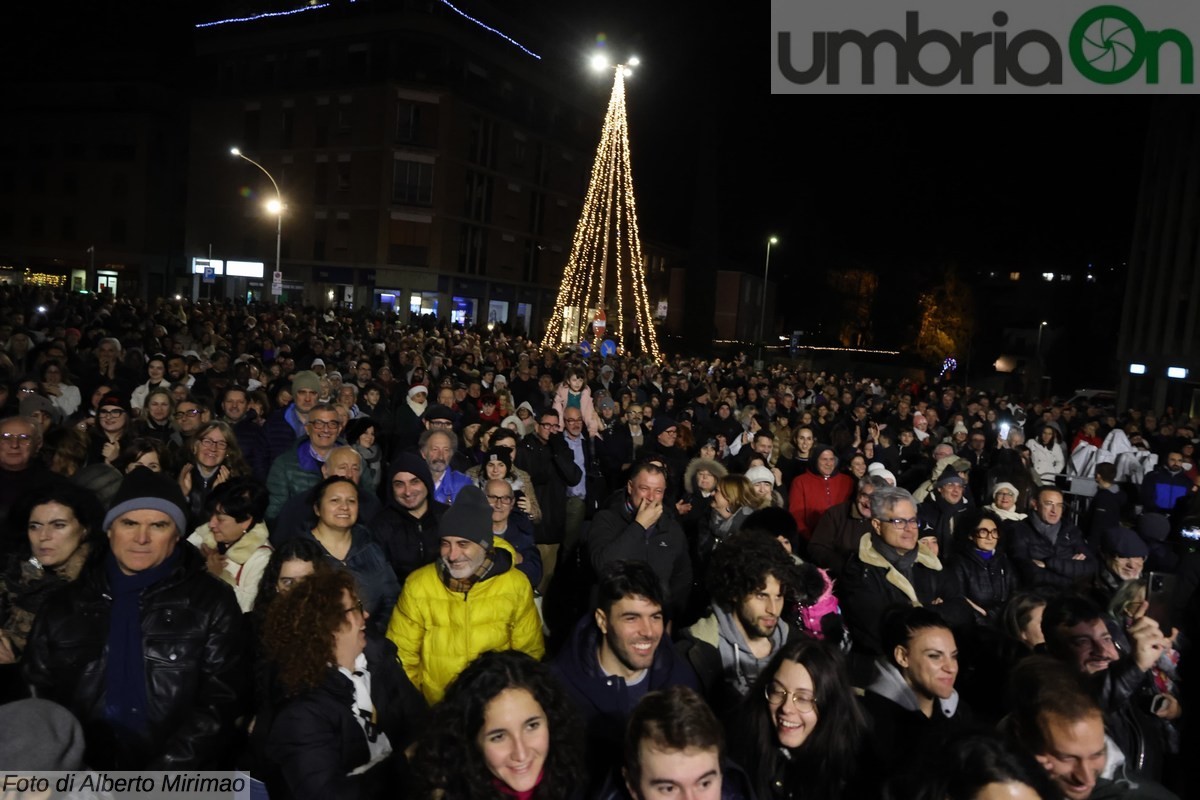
[578,340,593,357]
[203,267,215,284]
[600,339,617,357]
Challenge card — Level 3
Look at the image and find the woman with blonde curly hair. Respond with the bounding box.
[263,568,427,800]
[701,474,759,558]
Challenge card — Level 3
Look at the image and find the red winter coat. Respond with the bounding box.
[789,471,854,542]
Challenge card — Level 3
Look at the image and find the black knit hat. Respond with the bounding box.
[102,466,189,535]
[440,485,494,550]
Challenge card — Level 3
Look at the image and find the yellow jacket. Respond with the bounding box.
[386,545,544,703]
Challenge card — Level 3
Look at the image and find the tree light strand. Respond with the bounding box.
[541,68,660,360]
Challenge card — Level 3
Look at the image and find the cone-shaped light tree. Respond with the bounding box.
[540,61,661,359]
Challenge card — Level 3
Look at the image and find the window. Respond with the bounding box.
[392,160,433,205]
[395,101,419,142]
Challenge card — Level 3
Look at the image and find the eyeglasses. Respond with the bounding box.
[882,517,920,529]
[539,422,560,430]
[487,494,515,506]
[1,432,33,447]
[18,387,37,394]
[175,408,202,419]
[973,527,1000,539]
[98,408,126,418]
[200,438,228,450]
[310,420,342,430]
[1040,501,1065,509]
[342,600,365,616]
[765,685,818,713]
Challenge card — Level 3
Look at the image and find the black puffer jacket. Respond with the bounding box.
[948,545,1017,620]
[23,544,248,769]
[266,637,427,800]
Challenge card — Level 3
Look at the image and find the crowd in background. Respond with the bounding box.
[0,284,1197,800]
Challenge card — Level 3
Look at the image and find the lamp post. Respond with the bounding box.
[756,236,778,367]
[1036,320,1048,359]
[230,147,282,303]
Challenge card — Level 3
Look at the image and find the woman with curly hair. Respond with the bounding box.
[263,569,427,800]
[728,638,872,800]
[178,420,250,519]
[413,650,583,800]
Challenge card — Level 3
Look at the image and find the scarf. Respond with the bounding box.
[103,548,180,741]
[984,503,1027,522]
[491,770,544,799]
[438,551,496,594]
[406,397,427,417]
[858,533,941,607]
[1029,514,1062,546]
[338,652,394,774]
[975,548,996,560]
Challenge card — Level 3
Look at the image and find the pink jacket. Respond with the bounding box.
[552,384,600,437]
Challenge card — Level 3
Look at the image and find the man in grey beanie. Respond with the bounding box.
[24,467,247,769]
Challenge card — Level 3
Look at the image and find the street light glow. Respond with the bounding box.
[265,198,283,215]
[628,56,640,66]
[590,53,609,71]
[769,236,778,245]
[230,147,241,156]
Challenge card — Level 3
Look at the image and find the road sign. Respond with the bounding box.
[600,339,617,357]
[578,340,593,357]
[271,270,283,296]
[202,267,215,284]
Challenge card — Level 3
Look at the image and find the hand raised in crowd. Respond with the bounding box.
[179,463,194,496]
[1126,601,1169,672]
[675,499,692,517]
[101,440,120,464]
[212,465,231,488]
[635,496,663,530]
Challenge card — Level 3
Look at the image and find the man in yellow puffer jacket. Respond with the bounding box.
[386,484,544,702]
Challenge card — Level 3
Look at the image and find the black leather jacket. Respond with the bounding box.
[23,544,248,769]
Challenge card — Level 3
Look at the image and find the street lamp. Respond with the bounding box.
[756,236,778,367]
[230,147,283,303]
[1036,320,1048,359]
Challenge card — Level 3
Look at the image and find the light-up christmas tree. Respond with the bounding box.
[540,61,661,360]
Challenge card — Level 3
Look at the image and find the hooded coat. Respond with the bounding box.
[367,454,448,586]
[787,446,854,543]
[862,658,974,776]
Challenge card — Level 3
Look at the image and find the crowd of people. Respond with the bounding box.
[0,284,1197,800]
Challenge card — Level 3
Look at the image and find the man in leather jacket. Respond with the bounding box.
[24,467,248,769]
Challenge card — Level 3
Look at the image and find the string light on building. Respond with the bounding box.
[540,56,661,360]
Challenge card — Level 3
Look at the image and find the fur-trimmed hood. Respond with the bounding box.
[857,532,942,606]
[684,457,728,494]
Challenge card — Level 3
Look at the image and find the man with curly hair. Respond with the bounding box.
[676,530,797,720]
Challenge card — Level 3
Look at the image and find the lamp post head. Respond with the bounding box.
[265,198,283,215]
[230,147,241,156]
[768,236,778,245]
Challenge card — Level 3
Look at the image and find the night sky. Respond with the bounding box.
[18,1,1151,303]
[514,1,1150,282]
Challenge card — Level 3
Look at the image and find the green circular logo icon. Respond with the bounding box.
[1070,5,1147,84]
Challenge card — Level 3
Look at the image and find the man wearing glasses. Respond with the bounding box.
[266,403,344,524]
[173,398,212,440]
[0,416,58,557]
[1008,486,1096,590]
[484,478,541,588]
[839,486,971,657]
